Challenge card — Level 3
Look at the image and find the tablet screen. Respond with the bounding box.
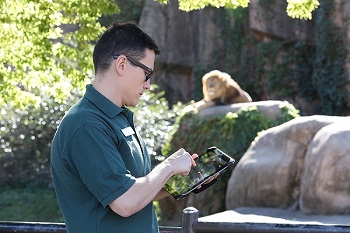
[164,146,235,200]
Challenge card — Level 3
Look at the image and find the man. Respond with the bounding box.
[51,22,198,233]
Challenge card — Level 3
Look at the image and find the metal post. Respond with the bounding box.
[181,207,199,233]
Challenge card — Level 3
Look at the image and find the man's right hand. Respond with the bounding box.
[109,148,198,217]
[165,148,198,176]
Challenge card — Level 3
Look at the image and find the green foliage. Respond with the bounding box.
[0,0,119,108]
[100,0,145,26]
[0,94,79,186]
[0,85,177,221]
[0,0,161,185]
[193,7,249,101]
[287,0,319,19]
[0,85,180,185]
[132,85,185,164]
[293,42,317,102]
[162,102,300,163]
[159,102,299,215]
[183,0,346,116]
[255,41,297,99]
[276,101,301,124]
[155,0,319,20]
[311,0,347,115]
[0,186,63,222]
[177,0,249,11]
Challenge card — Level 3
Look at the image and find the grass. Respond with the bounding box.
[0,186,64,222]
[0,186,163,224]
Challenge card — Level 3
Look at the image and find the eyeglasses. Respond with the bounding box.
[113,54,154,81]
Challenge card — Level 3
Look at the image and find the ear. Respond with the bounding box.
[114,55,128,76]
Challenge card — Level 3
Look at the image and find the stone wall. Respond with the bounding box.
[331,0,350,107]
[139,0,350,114]
[249,0,314,43]
[139,0,230,104]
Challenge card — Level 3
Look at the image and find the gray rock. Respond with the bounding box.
[198,100,287,120]
[225,115,348,211]
[300,121,350,214]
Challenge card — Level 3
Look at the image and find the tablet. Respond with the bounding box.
[164,146,235,200]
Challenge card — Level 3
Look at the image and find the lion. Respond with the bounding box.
[191,70,252,111]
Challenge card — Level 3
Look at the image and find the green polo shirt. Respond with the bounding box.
[51,84,158,233]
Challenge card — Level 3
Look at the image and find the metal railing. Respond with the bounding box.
[0,221,181,233]
[0,221,66,233]
[1,207,350,233]
[182,207,350,233]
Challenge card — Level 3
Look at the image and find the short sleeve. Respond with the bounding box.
[67,123,136,207]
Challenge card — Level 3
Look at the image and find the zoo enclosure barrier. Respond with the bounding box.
[1,207,350,233]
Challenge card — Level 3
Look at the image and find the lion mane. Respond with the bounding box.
[192,70,252,111]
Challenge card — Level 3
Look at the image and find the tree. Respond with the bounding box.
[156,0,319,20]
[0,0,319,108]
[0,0,119,108]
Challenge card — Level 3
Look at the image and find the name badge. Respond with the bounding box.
[121,127,135,137]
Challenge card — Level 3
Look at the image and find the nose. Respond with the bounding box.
[144,79,151,90]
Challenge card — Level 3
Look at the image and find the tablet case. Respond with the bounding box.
[164,146,235,200]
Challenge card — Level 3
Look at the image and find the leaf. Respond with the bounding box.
[0,0,119,108]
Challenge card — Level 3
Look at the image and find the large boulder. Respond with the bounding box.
[300,121,350,214]
[158,100,294,226]
[225,115,350,212]
[198,100,288,120]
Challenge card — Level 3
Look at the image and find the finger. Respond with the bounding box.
[190,154,197,167]
[210,173,219,180]
[192,153,199,160]
[204,177,214,184]
[182,154,194,176]
[204,173,219,184]
[177,148,185,155]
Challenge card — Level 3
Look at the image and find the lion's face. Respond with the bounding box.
[205,75,223,98]
[202,70,227,101]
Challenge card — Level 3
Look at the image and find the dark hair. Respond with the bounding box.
[93,21,161,75]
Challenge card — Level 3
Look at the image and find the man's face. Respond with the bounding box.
[121,49,155,107]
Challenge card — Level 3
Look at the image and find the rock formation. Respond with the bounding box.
[158,100,291,225]
[226,115,350,215]
[300,121,350,214]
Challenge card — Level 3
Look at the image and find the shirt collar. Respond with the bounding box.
[84,84,123,118]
